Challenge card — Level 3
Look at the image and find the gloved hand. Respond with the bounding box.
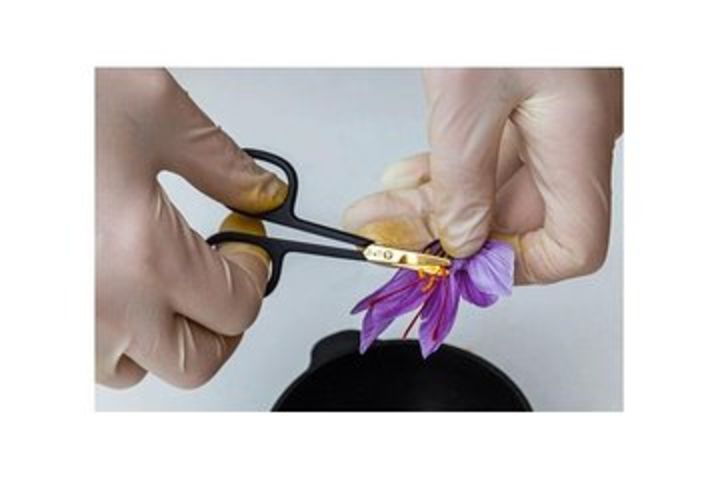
[344,68,622,284]
[96,69,286,388]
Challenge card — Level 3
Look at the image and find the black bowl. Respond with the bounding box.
[273,330,531,411]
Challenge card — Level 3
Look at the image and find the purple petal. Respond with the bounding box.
[351,239,514,358]
[359,309,392,353]
[418,276,461,358]
[351,268,419,314]
[371,285,426,317]
[358,293,425,353]
[458,239,514,296]
[352,269,430,353]
[455,270,498,307]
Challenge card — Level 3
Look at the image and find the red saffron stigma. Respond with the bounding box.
[402,309,423,339]
[432,282,448,342]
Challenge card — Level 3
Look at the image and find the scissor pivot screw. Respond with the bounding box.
[383,250,393,260]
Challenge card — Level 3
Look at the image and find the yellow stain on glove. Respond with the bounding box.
[218,213,271,264]
[355,218,434,252]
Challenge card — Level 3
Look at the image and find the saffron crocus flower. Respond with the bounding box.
[351,240,514,358]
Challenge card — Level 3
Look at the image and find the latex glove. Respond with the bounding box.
[344,68,622,284]
[96,69,286,388]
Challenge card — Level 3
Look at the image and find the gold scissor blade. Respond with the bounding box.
[362,244,451,276]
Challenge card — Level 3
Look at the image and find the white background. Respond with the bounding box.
[2,1,718,478]
[95,68,624,411]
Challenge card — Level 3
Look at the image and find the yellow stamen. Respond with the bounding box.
[421,275,438,293]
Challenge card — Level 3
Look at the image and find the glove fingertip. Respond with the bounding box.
[234,173,288,214]
[439,229,489,259]
[218,213,270,265]
[356,219,433,251]
[380,156,430,190]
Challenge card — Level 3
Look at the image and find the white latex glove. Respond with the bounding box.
[344,68,622,284]
[96,69,286,388]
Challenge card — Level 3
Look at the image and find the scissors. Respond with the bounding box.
[206,149,451,296]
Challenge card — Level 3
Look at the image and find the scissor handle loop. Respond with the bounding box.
[207,148,371,297]
[237,148,304,228]
[207,231,285,296]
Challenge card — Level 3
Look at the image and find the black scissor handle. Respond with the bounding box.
[239,149,370,246]
[207,231,287,296]
[206,149,296,296]
[207,230,367,296]
[206,148,371,297]
[240,148,300,226]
